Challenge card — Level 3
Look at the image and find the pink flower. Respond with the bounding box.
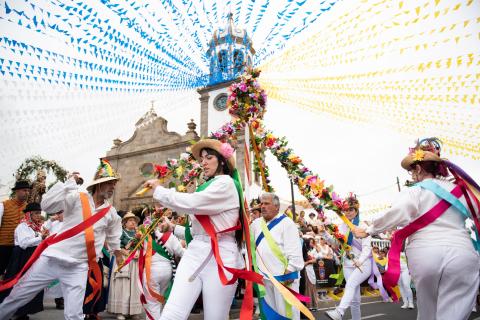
[239,83,248,92]
[220,143,234,159]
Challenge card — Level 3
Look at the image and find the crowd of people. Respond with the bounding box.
[0,137,478,320]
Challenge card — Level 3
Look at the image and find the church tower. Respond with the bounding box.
[197,13,257,190]
[198,13,255,137]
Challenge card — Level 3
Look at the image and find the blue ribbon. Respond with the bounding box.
[416,180,480,251]
[255,214,287,247]
[260,298,290,320]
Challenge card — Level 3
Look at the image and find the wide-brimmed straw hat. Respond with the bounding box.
[400,138,443,170]
[190,139,236,172]
[86,159,120,192]
[122,212,140,224]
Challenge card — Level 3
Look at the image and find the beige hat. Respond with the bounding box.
[400,138,443,170]
[122,212,140,224]
[86,159,120,192]
[190,139,236,172]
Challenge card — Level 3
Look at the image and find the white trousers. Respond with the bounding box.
[337,262,372,320]
[0,255,88,320]
[144,261,172,319]
[399,268,413,305]
[407,246,480,320]
[159,240,239,320]
[264,278,300,320]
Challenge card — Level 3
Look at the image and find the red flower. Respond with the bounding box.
[154,165,169,178]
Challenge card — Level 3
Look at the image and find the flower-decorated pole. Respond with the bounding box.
[248,124,270,191]
[225,68,272,192]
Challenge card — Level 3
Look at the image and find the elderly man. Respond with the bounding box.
[0,180,31,275]
[250,192,304,319]
[0,160,123,320]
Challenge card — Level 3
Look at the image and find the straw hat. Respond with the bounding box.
[400,138,443,170]
[122,212,140,224]
[86,159,120,192]
[190,139,236,172]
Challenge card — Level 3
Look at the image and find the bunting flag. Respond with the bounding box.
[260,0,480,160]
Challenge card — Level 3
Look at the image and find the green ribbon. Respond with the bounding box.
[258,218,292,318]
[151,238,174,300]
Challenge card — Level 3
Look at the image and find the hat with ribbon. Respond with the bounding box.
[86,159,120,192]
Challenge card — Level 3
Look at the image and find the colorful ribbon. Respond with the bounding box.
[0,197,111,292]
[79,193,103,304]
[383,185,462,300]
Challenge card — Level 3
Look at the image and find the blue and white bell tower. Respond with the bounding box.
[197,14,256,189]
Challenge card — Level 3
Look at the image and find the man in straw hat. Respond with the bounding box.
[353,138,480,320]
[0,180,31,276]
[0,160,123,320]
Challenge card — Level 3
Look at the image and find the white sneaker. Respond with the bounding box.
[401,302,408,309]
[117,315,126,320]
[408,302,415,309]
[325,309,343,320]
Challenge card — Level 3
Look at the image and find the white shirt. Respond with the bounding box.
[43,219,64,235]
[153,175,240,238]
[153,174,244,270]
[314,243,334,259]
[152,229,184,265]
[41,178,122,264]
[250,213,304,277]
[366,178,477,251]
[14,222,43,249]
[323,222,372,268]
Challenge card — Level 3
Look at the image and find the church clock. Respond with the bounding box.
[213,93,228,111]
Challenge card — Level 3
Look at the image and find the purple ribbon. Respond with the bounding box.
[351,239,389,301]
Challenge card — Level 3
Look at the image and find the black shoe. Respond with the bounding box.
[55,297,64,310]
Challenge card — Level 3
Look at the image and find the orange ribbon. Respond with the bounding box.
[144,234,165,304]
[79,193,104,304]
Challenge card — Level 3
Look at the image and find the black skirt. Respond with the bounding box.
[0,246,44,316]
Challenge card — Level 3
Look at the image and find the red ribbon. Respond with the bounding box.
[195,214,263,320]
[383,185,462,300]
[0,202,111,292]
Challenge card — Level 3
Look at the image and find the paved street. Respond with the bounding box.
[23,297,480,320]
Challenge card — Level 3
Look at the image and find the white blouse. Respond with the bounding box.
[153,175,240,239]
[366,178,477,251]
[14,222,42,249]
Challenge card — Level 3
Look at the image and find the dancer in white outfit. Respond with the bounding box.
[398,251,414,309]
[354,138,480,320]
[144,139,261,320]
[0,162,123,320]
[325,194,373,320]
[143,228,184,319]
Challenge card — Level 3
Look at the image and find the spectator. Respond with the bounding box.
[0,203,48,319]
[0,180,31,275]
[107,212,142,320]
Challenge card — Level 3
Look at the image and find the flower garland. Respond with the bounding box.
[15,156,68,182]
[227,68,267,123]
